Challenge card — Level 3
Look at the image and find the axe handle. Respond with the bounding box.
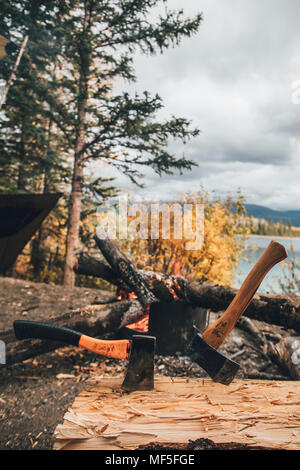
[202,240,288,349]
[79,334,130,359]
[14,320,131,359]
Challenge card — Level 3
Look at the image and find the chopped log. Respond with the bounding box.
[75,253,300,334]
[267,337,300,380]
[237,317,269,350]
[75,253,119,286]
[75,253,178,302]
[237,317,300,380]
[148,302,208,354]
[54,376,300,450]
[2,299,145,365]
[94,233,157,306]
[187,283,300,334]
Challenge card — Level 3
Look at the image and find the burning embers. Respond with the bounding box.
[117,289,149,332]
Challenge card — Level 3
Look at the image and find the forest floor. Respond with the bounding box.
[0,276,293,450]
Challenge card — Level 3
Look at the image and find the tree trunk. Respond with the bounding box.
[17,116,27,191]
[0,35,29,108]
[63,155,84,287]
[54,376,300,450]
[30,118,57,278]
[63,6,91,287]
[30,228,44,277]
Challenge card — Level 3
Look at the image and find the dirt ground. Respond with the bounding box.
[0,276,294,450]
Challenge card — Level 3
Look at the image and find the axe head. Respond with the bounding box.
[187,331,240,385]
[122,335,156,392]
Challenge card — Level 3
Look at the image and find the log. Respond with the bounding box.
[94,233,157,306]
[75,253,177,302]
[54,376,300,450]
[188,283,300,334]
[237,317,300,380]
[75,253,119,286]
[75,254,300,334]
[148,302,208,354]
[267,337,300,380]
[1,299,145,365]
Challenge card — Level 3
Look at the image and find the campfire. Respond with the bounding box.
[4,233,300,383]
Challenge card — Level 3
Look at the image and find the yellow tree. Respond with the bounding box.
[121,192,249,286]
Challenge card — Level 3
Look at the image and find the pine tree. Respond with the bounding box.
[0,0,67,193]
[1,1,203,287]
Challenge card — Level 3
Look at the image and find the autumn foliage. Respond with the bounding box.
[121,192,249,287]
[11,191,249,289]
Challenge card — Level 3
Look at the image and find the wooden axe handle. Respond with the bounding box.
[202,240,288,349]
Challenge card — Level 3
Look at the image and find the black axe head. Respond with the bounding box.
[122,335,156,391]
[187,330,240,385]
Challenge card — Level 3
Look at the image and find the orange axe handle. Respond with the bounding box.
[78,335,130,359]
[14,320,131,359]
[203,240,288,349]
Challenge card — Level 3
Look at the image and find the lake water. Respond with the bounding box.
[233,235,300,294]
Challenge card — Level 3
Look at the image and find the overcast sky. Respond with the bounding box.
[97,0,300,210]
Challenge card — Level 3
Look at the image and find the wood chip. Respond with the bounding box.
[56,373,76,380]
[54,377,300,450]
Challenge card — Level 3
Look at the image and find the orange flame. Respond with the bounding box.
[118,289,149,332]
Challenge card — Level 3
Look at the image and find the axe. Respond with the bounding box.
[188,240,288,385]
[13,320,156,391]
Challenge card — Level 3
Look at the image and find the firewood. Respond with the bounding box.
[237,317,268,349]
[75,254,179,302]
[237,317,300,380]
[75,253,119,286]
[94,233,157,306]
[75,253,300,334]
[188,283,300,334]
[266,336,300,380]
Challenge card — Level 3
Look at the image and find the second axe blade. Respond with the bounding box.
[188,240,288,385]
[14,320,156,391]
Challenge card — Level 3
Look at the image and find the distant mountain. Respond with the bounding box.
[245,204,300,227]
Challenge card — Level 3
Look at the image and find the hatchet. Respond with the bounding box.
[188,240,288,385]
[13,320,155,391]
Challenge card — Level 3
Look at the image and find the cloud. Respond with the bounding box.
[98,0,300,210]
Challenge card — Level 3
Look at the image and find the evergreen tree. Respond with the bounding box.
[1,1,203,287]
[0,0,68,192]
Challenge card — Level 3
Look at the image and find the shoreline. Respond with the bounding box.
[247,234,300,240]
